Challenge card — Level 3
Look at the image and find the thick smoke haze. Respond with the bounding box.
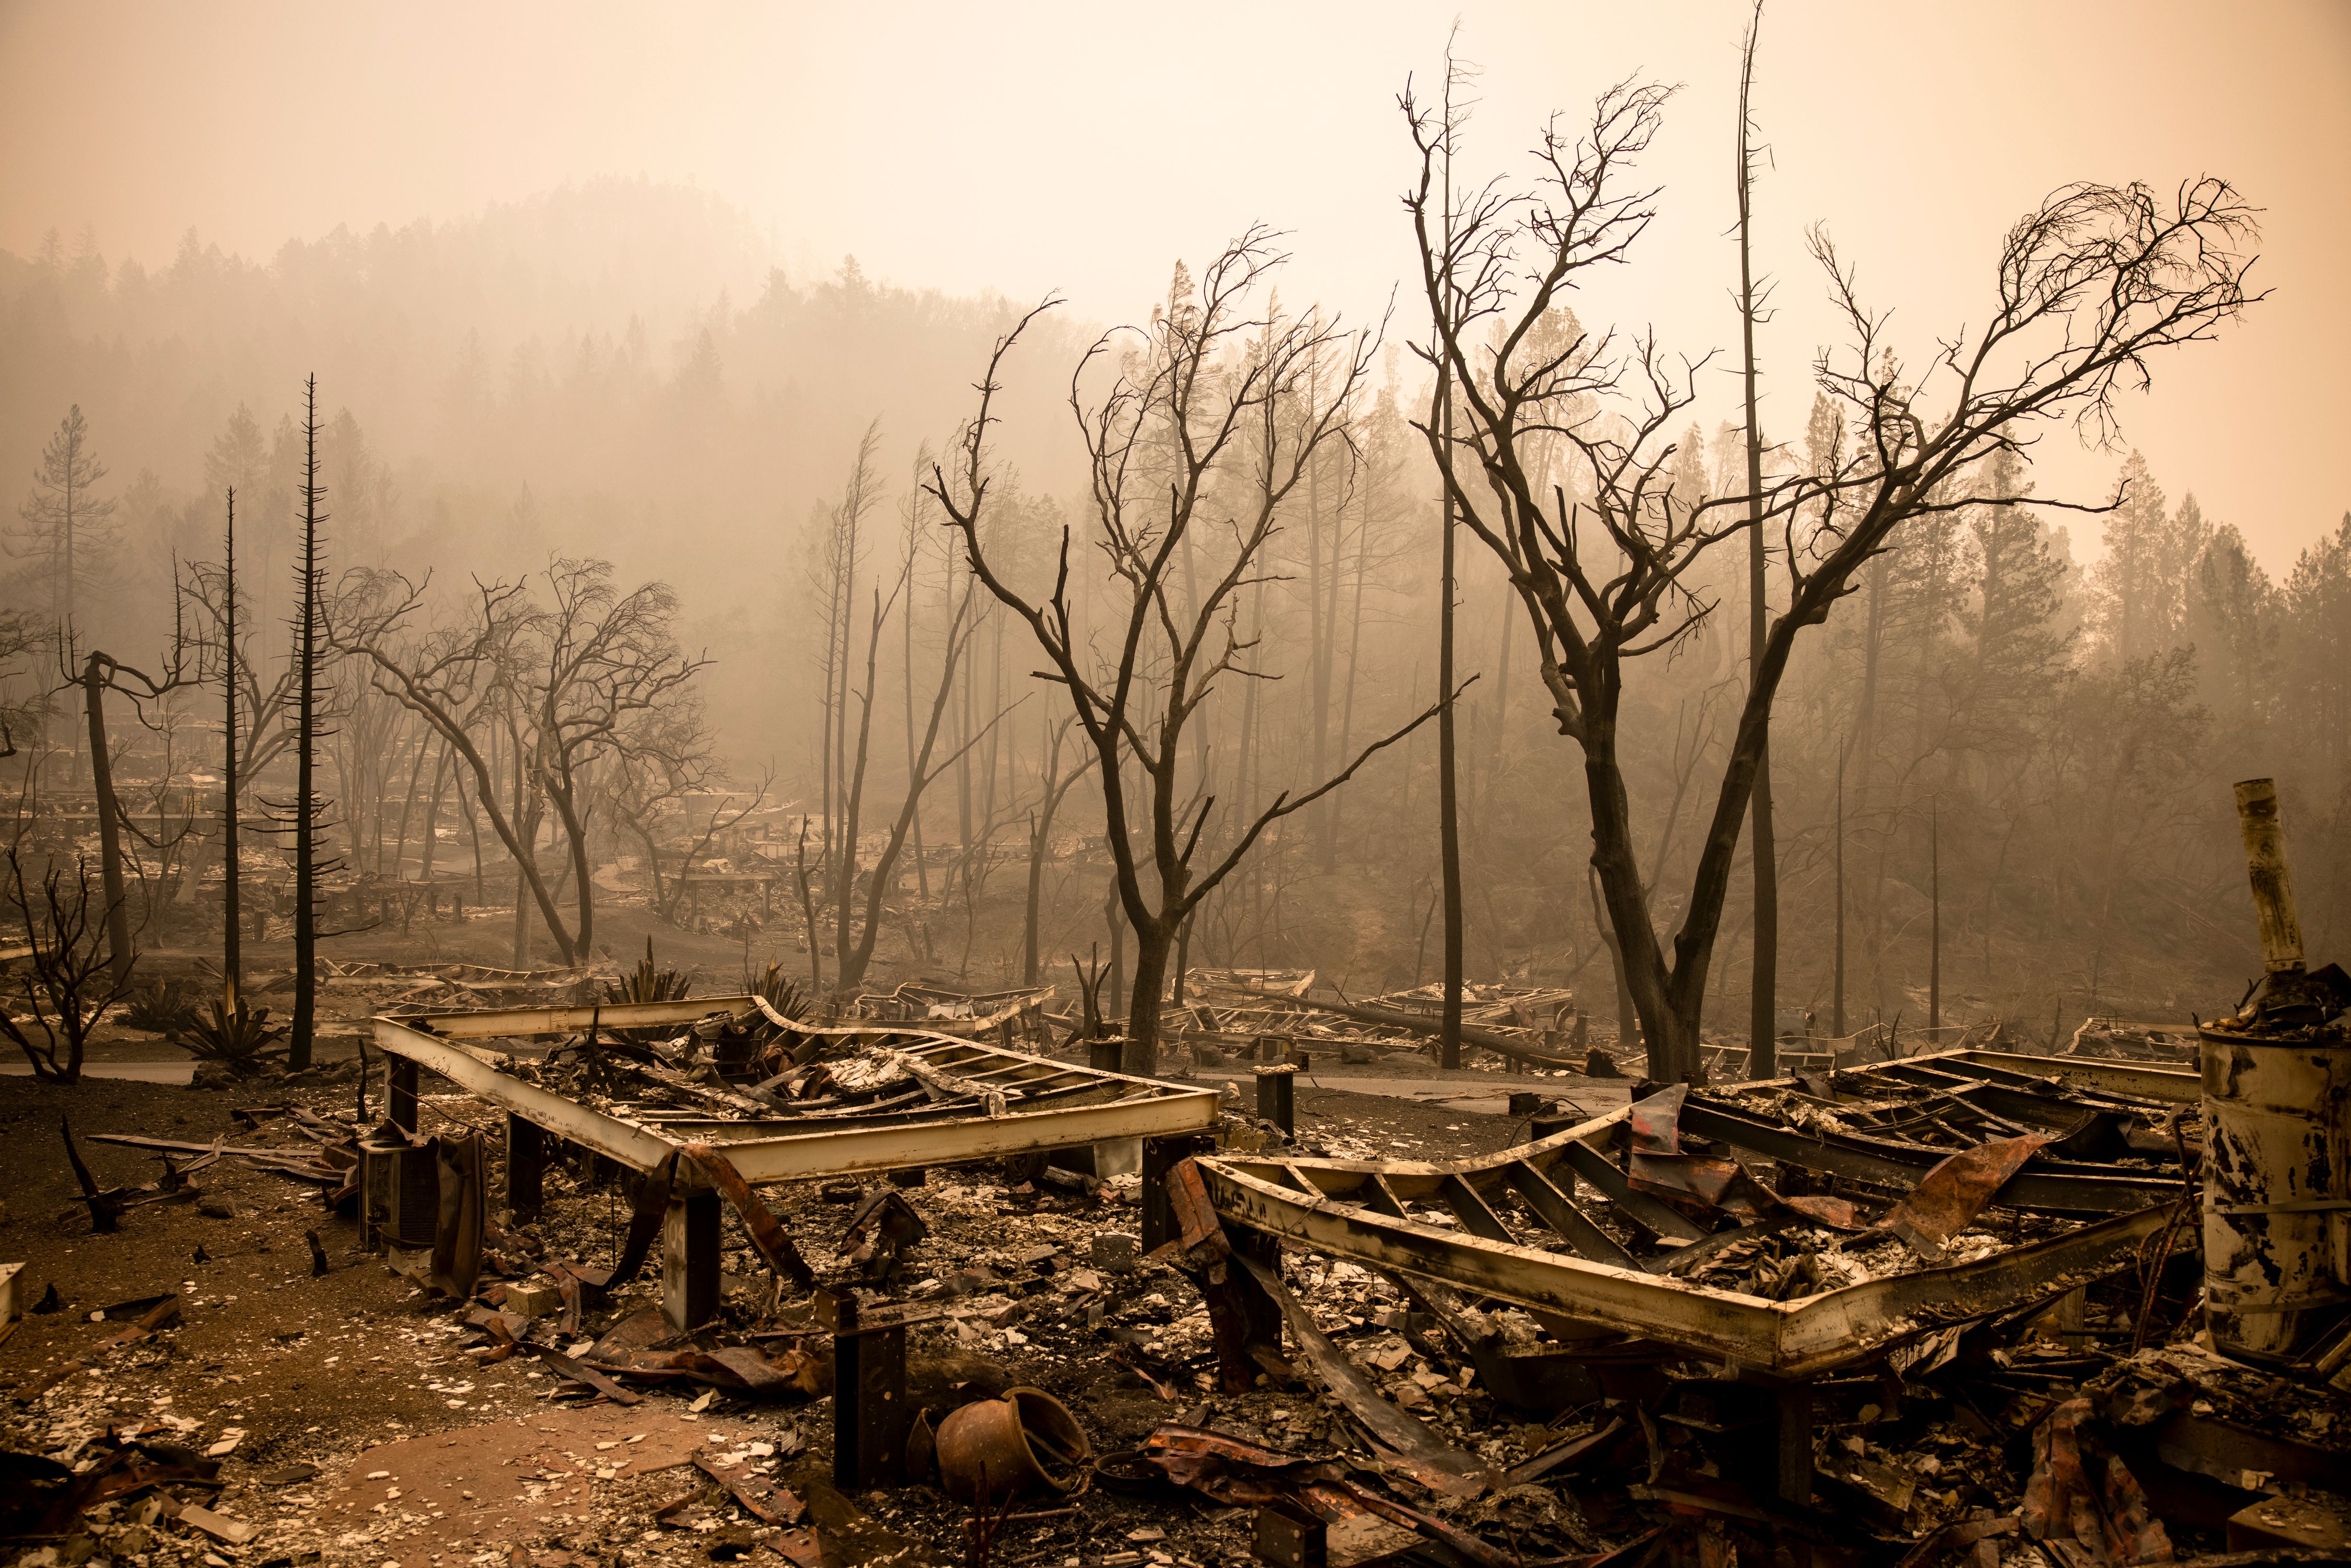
[0,0,2343,1054]
[4,0,2346,566]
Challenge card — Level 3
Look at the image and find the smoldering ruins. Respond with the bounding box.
[2,6,2348,1568]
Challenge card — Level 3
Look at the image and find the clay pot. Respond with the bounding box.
[932,1386,1092,1505]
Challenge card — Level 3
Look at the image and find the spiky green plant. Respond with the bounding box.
[120,977,201,1036]
[604,936,692,1006]
[742,958,807,1023]
[170,994,287,1075]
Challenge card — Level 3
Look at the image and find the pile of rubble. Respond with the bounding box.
[5,779,2347,1567]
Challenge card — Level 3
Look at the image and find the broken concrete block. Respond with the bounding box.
[503,1277,563,1318]
[176,1504,260,1546]
[1091,1231,1140,1274]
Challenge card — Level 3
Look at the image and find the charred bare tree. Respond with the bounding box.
[1404,76,2261,1080]
[527,560,707,958]
[220,489,242,1001]
[0,843,135,1084]
[335,559,704,966]
[55,625,191,991]
[934,236,1446,1072]
[1432,36,1471,1070]
[830,563,995,992]
[1023,716,1096,986]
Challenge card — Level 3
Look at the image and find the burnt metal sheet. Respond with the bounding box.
[1229,1250,1492,1497]
[1879,1133,2051,1258]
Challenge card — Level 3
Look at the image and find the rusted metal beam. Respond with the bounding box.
[371,1020,677,1169]
[417,997,737,1039]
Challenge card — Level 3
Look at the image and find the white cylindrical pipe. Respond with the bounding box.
[2233,778,2306,974]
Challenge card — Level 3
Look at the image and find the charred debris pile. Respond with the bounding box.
[5,783,2349,1567]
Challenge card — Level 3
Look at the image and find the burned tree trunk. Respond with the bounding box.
[79,652,133,991]
[289,374,328,1070]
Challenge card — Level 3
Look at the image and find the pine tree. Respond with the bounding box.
[11,405,118,635]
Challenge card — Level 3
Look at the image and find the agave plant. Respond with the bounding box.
[742,958,807,1023]
[603,936,693,1006]
[119,977,201,1036]
[170,993,287,1076]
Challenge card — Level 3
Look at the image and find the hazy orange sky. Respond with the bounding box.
[3,0,2344,571]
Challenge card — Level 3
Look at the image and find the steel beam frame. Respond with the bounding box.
[1205,1152,2170,1378]
[371,996,1221,1331]
[370,998,1222,1183]
[1199,1103,2176,1378]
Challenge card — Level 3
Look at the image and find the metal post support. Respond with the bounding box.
[662,1187,721,1331]
[389,1057,421,1134]
[1141,1133,1211,1253]
[1204,1226,1285,1394]
[1254,1065,1298,1138]
[506,1113,545,1216]
[1253,1503,1328,1568]
[821,1291,909,1490]
[1775,1381,1814,1505]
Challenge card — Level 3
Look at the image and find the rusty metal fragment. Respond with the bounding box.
[681,1142,816,1292]
[606,1150,677,1290]
[1880,1132,2050,1259]
[693,1456,805,1524]
[839,1187,927,1284]
[1136,1426,1518,1568]
[526,1342,642,1405]
[2021,1397,2174,1565]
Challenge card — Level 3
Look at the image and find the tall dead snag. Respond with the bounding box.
[219,489,242,1003]
[934,235,1445,1073]
[288,376,330,1068]
[1403,78,2259,1082]
[184,525,298,963]
[1432,35,1472,1071]
[1734,5,1778,1077]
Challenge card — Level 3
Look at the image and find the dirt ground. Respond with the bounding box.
[0,955,1597,1568]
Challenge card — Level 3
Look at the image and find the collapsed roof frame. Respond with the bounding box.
[371,995,1223,1326]
[1201,1049,2198,1379]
